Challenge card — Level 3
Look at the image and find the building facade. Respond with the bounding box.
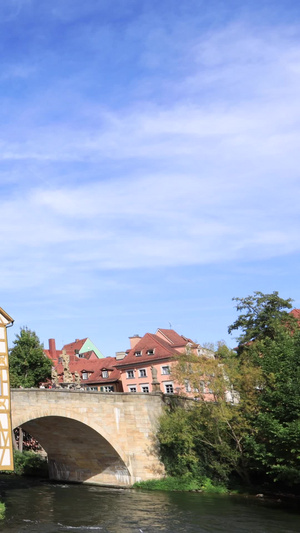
[116,328,214,399]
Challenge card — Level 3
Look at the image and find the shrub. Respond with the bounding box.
[12,450,48,477]
[133,475,228,493]
[0,502,5,520]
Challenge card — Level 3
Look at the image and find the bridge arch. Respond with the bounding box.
[11,389,165,486]
[15,413,132,485]
[13,405,130,476]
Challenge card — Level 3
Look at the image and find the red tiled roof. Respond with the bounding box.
[290,309,300,320]
[78,350,98,360]
[115,332,182,367]
[44,349,61,361]
[62,338,88,355]
[54,357,121,384]
[156,328,195,347]
[44,345,97,362]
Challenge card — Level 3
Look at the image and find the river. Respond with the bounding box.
[0,476,299,533]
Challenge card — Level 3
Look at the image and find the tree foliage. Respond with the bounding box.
[243,326,300,484]
[160,343,262,484]
[228,291,295,344]
[158,292,300,489]
[9,328,52,388]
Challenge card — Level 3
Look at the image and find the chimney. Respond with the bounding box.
[129,335,141,349]
[49,338,57,360]
[115,351,127,360]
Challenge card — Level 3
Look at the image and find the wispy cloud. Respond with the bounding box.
[1,2,300,349]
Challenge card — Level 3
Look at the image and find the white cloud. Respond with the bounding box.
[1,18,300,291]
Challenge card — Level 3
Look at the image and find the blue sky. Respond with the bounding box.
[1,0,300,355]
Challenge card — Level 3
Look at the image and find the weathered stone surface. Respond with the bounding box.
[11,389,165,486]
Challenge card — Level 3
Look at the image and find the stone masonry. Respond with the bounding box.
[11,389,165,486]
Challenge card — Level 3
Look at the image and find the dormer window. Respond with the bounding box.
[147,349,154,355]
[102,370,108,378]
[82,371,88,380]
[134,351,142,357]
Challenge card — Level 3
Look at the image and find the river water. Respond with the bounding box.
[0,476,299,533]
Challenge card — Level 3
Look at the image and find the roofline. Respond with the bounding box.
[85,379,119,384]
[0,307,14,326]
[147,333,184,353]
[116,356,176,368]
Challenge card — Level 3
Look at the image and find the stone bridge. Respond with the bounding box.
[11,389,165,487]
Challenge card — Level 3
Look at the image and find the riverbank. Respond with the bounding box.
[133,475,300,505]
[133,475,229,493]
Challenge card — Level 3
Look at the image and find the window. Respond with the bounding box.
[147,349,154,355]
[126,370,134,379]
[100,385,114,392]
[185,379,192,393]
[86,386,98,391]
[134,351,142,357]
[129,386,137,393]
[102,370,108,378]
[139,368,147,377]
[78,353,84,358]
[82,371,88,380]
[141,385,149,393]
[161,365,170,375]
[164,382,174,394]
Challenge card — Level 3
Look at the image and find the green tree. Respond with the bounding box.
[228,291,300,486]
[160,344,261,484]
[159,292,300,489]
[228,291,295,345]
[9,328,52,388]
[243,326,300,485]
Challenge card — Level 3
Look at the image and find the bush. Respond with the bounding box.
[12,450,48,477]
[0,502,5,520]
[133,475,228,493]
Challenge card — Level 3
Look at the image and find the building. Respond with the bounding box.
[115,328,214,399]
[0,307,14,470]
[44,337,104,364]
[53,356,123,392]
[44,330,215,397]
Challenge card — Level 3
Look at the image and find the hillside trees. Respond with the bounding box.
[159,343,261,484]
[9,327,52,388]
[158,292,300,488]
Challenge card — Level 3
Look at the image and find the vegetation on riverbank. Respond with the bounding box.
[156,292,300,495]
[0,502,5,519]
[7,451,48,477]
[134,475,228,493]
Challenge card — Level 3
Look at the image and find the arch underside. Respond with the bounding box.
[18,416,132,486]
